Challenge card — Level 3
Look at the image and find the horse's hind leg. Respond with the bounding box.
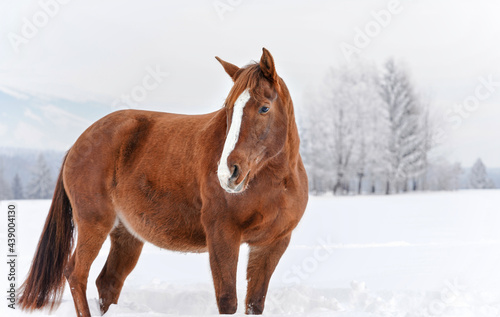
[96,221,144,314]
[64,204,116,317]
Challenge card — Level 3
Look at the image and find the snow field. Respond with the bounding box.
[1,190,500,316]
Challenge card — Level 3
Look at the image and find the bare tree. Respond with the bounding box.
[301,61,388,195]
[379,59,426,194]
[468,158,496,189]
[300,59,436,195]
[425,159,462,191]
[0,159,12,200]
[12,173,24,199]
[27,154,54,199]
[324,65,365,195]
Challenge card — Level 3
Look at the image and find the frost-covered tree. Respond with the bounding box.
[12,173,24,199]
[326,67,360,194]
[357,71,391,194]
[379,59,427,194]
[410,101,433,191]
[468,158,496,189]
[0,160,12,200]
[344,63,391,194]
[425,159,462,191]
[300,58,434,195]
[301,61,390,195]
[27,154,54,199]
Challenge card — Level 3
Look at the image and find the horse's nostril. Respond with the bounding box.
[230,164,240,180]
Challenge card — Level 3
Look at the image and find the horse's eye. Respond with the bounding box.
[259,106,270,114]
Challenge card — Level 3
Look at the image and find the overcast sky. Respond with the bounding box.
[0,0,499,167]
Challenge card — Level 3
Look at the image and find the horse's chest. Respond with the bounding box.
[237,196,300,245]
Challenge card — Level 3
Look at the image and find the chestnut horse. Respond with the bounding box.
[18,48,308,316]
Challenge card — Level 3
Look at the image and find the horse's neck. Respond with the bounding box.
[284,101,301,166]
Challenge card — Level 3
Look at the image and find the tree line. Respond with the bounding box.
[299,58,496,195]
[0,154,54,200]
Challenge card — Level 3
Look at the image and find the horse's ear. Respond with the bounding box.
[260,48,278,84]
[215,56,240,82]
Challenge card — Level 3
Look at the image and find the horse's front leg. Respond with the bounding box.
[204,217,241,314]
[245,235,291,315]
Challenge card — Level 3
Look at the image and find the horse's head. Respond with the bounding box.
[216,48,290,194]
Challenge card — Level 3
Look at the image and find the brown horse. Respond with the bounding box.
[18,48,308,316]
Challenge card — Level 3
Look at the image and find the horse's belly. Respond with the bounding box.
[116,204,208,253]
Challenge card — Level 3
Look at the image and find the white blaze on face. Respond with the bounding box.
[218,88,251,192]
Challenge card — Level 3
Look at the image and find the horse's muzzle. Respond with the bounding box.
[219,164,250,194]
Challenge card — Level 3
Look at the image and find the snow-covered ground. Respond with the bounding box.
[2,190,500,316]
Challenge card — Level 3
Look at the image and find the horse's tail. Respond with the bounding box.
[18,154,74,311]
